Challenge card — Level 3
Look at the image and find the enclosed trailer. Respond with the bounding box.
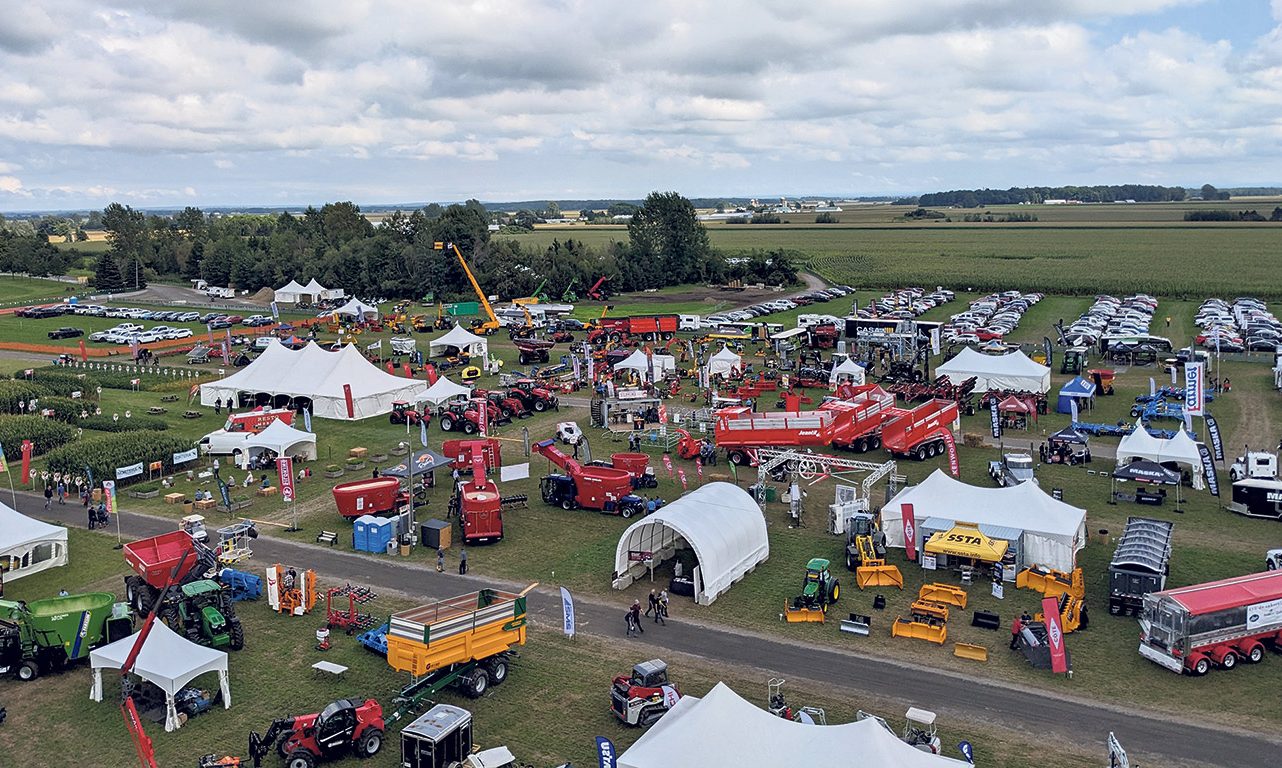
[1108,516,1173,616]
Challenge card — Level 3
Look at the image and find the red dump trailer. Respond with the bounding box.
[880,399,959,461]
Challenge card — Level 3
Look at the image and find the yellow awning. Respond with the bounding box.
[925,524,1009,562]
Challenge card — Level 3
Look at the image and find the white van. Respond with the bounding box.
[679,314,703,331]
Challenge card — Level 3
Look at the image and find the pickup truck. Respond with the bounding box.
[47,327,83,340]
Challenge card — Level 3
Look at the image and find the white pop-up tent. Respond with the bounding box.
[936,347,1051,393]
[243,418,317,466]
[199,342,425,420]
[1116,426,1204,490]
[613,483,768,605]
[829,357,867,387]
[274,280,307,304]
[880,470,1087,572]
[90,622,231,732]
[706,347,742,378]
[614,350,676,379]
[0,501,68,581]
[429,325,489,359]
[332,298,379,320]
[417,375,472,406]
[618,682,968,768]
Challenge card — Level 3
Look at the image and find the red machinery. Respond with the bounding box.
[808,323,839,349]
[534,439,645,518]
[442,438,501,473]
[587,275,611,301]
[610,452,659,489]
[249,698,385,767]
[222,407,294,434]
[476,389,528,420]
[514,339,555,366]
[712,386,901,465]
[610,659,680,727]
[588,315,679,344]
[331,477,408,519]
[455,442,504,544]
[506,379,558,412]
[438,399,498,434]
[880,399,959,461]
[324,585,379,635]
[389,401,429,426]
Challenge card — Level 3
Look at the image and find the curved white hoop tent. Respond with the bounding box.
[0,501,68,582]
[428,325,489,359]
[937,347,1051,393]
[90,622,231,732]
[612,483,768,605]
[1116,426,1204,490]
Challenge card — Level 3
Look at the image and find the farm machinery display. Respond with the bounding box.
[390,401,429,426]
[199,698,385,768]
[880,398,960,461]
[506,378,559,412]
[122,531,245,651]
[324,585,379,635]
[589,314,679,344]
[1017,566,1086,634]
[844,513,903,589]
[515,338,555,365]
[331,477,408,519]
[783,559,841,623]
[611,659,681,727]
[0,592,121,681]
[438,399,498,435]
[400,703,571,768]
[1108,517,1174,616]
[453,440,505,544]
[476,389,529,420]
[534,438,647,518]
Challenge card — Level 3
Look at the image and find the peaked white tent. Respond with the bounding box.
[429,325,489,359]
[618,683,967,768]
[332,298,379,320]
[274,280,307,304]
[199,342,426,420]
[1116,426,1204,489]
[937,348,1051,393]
[706,347,742,378]
[614,350,676,379]
[417,375,472,406]
[90,622,231,732]
[243,418,317,465]
[880,470,1087,572]
[613,483,768,605]
[0,501,68,581]
[829,357,867,387]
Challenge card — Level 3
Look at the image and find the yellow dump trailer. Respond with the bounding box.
[386,588,529,677]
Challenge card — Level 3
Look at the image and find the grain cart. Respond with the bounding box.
[534,439,645,518]
[0,592,120,681]
[880,399,959,461]
[122,530,245,650]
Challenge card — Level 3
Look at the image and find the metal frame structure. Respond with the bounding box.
[753,448,903,527]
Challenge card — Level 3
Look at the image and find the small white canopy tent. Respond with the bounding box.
[273,280,306,304]
[417,375,472,406]
[90,622,230,732]
[613,483,768,605]
[706,347,742,378]
[302,278,332,303]
[332,298,379,320]
[242,418,317,467]
[618,682,968,768]
[614,350,676,379]
[0,501,68,581]
[936,347,1051,393]
[829,357,867,387]
[880,470,1087,572]
[1116,426,1204,490]
[429,325,489,359]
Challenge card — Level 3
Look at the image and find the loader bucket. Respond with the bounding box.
[784,602,827,623]
[954,642,989,662]
[891,618,947,645]
[856,564,904,590]
[919,583,967,609]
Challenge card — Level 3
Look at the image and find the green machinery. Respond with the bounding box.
[561,277,579,303]
[783,558,841,623]
[1061,346,1088,375]
[0,592,121,681]
[160,581,244,650]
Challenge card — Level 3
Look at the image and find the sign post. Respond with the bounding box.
[102,480,122,549]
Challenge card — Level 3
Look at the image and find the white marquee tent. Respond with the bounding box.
[936,348,1051,393]
[417,375,472,406]
[90,622,231,732]
[1116,426,1204,490]
[880,470,1087,572]
[0,501,68,581]
[332,298,379,320]
[273,280,307,304]
[243,418,317,465]
[613,483,768,605]
[829,357,867,387]
[614,350,676,379]
[199,342,425,420]
[429,325,489,359]
[618,683,968,768]
[305,278,345,301]
[706,347,742,378]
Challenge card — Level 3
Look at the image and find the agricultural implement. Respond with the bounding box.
[918,583,967,609]
[845,512,903,589]
[891,601,948,645]
[784,559,840,623]
[325,585,379,634]
[266,564,317,616]
[1017,566,1085,633]
[0,592,120,681]
[122,531,245,651]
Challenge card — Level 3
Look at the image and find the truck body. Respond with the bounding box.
[385,589,527,677]
[1138,569,1282,675]
[880,399,959,460]
[1228,478,1282,520]
[121,531,245,650]
[442,438,501,473]
[591,314,679,342]
[456,442,503,544]
[0,592,118,681]
[987,453,1038,487]
[197,407,294,456]
[1229,451,1278,482]
[1109,516,1173,616]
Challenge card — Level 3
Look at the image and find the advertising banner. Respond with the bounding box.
[101,480,116,517]
[1197,442,1219,497]
[989,402,1001,439]
[277,456,295,502]
[902,503,917,562]
[1184,362,1205,416]
[1043,595,1069,674]
[560,587,576,638]
[941,430,959,477]
[1205,414,1224,461]
[172,448,198,465]
[115,462,144,480]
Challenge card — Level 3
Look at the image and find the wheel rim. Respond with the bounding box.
[1195,659,1209,675]
[1223,653,1236,669]
[1251,646,1264,662]
[365,734,381,754]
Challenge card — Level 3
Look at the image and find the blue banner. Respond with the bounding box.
[595,737,617,768]
[303,407,312,433]
[989,402,1001,439]
[1198,442,1219,497]
[959,741,974,764]
[560,587,576,638]
[420,417,429,448]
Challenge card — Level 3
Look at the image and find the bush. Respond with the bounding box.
[80,414,169,432]
[0,416,76,458]
[44,431,193,485]
[0,381,52,414]
[814,212,840,224]
[20,365,210,394]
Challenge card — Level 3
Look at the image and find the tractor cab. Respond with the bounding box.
[1061,346,1088,375]
[390,401,427,426]
[629,659,669,689]
[802,558,832,600]
[611,659,679,727]
[848,514,874,538]
[315,699,360,751]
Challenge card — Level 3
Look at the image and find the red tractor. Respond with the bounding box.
[437,400,498,435]
[476,389,528,420]
[514,339,555,365]
[389,401,428,426]
[611,659,680,727]
[245,698,385,768]
[506,379,558,413]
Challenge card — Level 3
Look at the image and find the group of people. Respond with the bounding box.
[435,546,468,575]
[626,588,671,636]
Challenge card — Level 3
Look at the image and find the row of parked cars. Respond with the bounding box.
[705,285,855,325]
[1062,294,1158,348]
[1196,297,1282,352]
[855,287,955,320]
[942,291,1042,345]
[87,323,194,344]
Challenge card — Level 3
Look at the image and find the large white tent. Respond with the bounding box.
[90,622,231,732]
[1117,426,1204,490]
[273,280,307,304]
[199,342,425,420]
[429,325,489,359]
[936,348,1051,393]
[613,483,768,605]
[829,357,867,387]
[0,501,68,581]
[417,375,472,406]
[614,350,676,379]
[880,470,1087,572]
[306,278,345,300]
[243,418,317,465]
[332,298,379,320]
[618,683,967,768]
[706,347,742,378]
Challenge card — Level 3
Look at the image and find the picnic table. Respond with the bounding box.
[311,661,348,678]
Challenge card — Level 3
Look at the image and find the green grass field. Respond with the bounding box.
[0,275,77,306]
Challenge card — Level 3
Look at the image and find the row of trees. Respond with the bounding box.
[909,184,1188,207]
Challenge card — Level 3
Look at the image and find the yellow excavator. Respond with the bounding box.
[845,512,904,589]
[1017,566,1085,633]
[435,241,501,336]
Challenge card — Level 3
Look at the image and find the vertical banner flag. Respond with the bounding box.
[902,503,917,562]
[277,456,295,502]
[595,737,617,768]
[478,399,487,438]
[303,407,312,433]
[101,480,116,518]
[1149,377,1156,397]
[989,402,1001,439]
[225,327,233,350]
[662,454,673,478]
[1205,414,1224,461]
[20,440,32,484]
[1042,336,1053,367]
[420,417,429,448]
[1043,596,1069,674]
[940,430,959,477]
[1197,442,1219,497]
[1185,362,1205,417]
[343,383,355,419]
[1069,396,1079,425]
[959,741,975,764]
[657,404,667,426]
[676,468,688,490]
[221,341,230,364]
[218,477,232,508]
[1170,364,1178,385]
[560,587,576,638]
[270,301,280,321]
[78,339,88,362]
[206,325,214,345]
[0,441,7,473]
[695,458,703,483]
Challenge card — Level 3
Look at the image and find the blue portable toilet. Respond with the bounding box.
[353,514,378,552]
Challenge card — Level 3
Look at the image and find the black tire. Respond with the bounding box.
[228,620,245,650]
[854,438,868,453]
[1247,644,1266,664]
[845,552,857,571]
[729,451,748,466]
[1220,651,1237,670]
[1191,657,1210,676]
[1268,559,1278,571]
[440,417,454,432]
[533,400,547,412]
[486,657,509,686]
[286,750,316,768]
[560,498,576,511]
[17,660,39,681]
[519,353,530,365]
[870,436,881,450]
[914,445,928,461]
[463,421,477,435]
[464,668,488,698]
[621,503,640,519]
[356,728,383,758]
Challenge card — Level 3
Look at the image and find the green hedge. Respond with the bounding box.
[44,431,193,484]
[79,414,169,432]
[19,366,209,394]
[0,381,52,414]
[0,416,76,458]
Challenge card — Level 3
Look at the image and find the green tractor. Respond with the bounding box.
[1061,346,1088,375]
[158,581,244,650]
[784,558,840,623]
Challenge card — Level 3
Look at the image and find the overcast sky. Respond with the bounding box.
[2,0,1280,211]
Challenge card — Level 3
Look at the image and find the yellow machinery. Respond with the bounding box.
[783,558,840,623]
[386,586,533,676]
[1017,566,1085,634]
[436,241,500,335]
[847,513,903,590]
[909,600,949,623]
[918,583,967,609]
[266,564,317,616]
[953,642,989,662]
[891,599,949,645]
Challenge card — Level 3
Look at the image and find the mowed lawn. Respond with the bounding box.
[0,275,77,306]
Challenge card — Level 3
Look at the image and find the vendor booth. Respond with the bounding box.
[706,347,742,379]
[428,325,488,359]
[920,521,1018,581]
[0,501,68,582]
[996,395,1031,431]
[416,375,472,406]
[828,357,866,388]
[1056,376,1097,414]
[1111,460,1182,507]
[273,280,306,304]
[1115,425,1203,490]
[937,348,1051,393]
[1045,426,1090,465]
[241,418,317,468]
[332,298,379,321]
[614,350,676,381]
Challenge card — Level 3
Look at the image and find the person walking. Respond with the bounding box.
[657,589,669,625]
[1009,613,1024,650]
[436,547,445,573]
[645,589,658,619]
[458,547,468,575]
[44,484,53,510]
[56,480,66,505]
[627,599,644,636]
[214,397,222,415]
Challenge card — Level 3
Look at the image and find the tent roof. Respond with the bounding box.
[277,280,306,293]
[1112,460,1181,484]
[1059,376,1098,397]
[710,347,741,363]
[1116,425,1201,468]
[0,500,68,553]
[244,418,316,453]
[885,470,1086,540]
[997,395,1031,413]
[615,349,650,372]
[333,298,378,317]
[1110,517,1174,573]
[303,278,327,293]
[417,375,472,405]
[380,448,452,478]
[1049,426,1089,444]
[618,682,966,768]
[937,348,1051,392]
[429,325,487,350]
[90,621,227,696]
[925,524,1009,561]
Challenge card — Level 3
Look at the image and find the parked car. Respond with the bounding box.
[177,311,201,322]
[47,327,83,340]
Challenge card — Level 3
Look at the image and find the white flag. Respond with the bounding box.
[560,587,576,638]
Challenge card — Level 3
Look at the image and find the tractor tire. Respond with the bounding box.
[829,581,840,604]
[486,657,509,686]
[356,728,383,758]
[463,421,477,435]
[463,668,489,698]
[16,660,39,682]
[228,620,245,651]
[533,400,547,412]
[846,552,857,571]
[519,353,530,365]
[286,750,317,768]
[620,503,641,519]
[440,417,454,432]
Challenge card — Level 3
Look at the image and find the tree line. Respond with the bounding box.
[903,184,1188,208]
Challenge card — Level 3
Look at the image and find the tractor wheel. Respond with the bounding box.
[502,406,514,418]
[845,552,857,571]
[533,400,547,412]
[541,483,558,504]
[16,660,39,682]
[228,620,245,651]
[463,421,477,435]
[286,750,316,768]
[464,668,489,698]
[486,657,509,686]
[829,581,840,604]
[440,417,454,432]
[729,451,748,467]
[519,353,530,365]
[1220,651,1238,670]
[621,503,641,519]
[356,728,383,758]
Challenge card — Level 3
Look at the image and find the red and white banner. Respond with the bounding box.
[695,458,703,483]
[902,503,917,562]
[276,456,295,502]
[940,430,959,477]
[425,363,438,385]
[478,399,487,438]
[676,468,688,490]
[662,454,674,478]
[1043,596,1069,674]
[657,405,667,425]
[102,480,117,517]
[342,384,355,418]
[20,440,32,484]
